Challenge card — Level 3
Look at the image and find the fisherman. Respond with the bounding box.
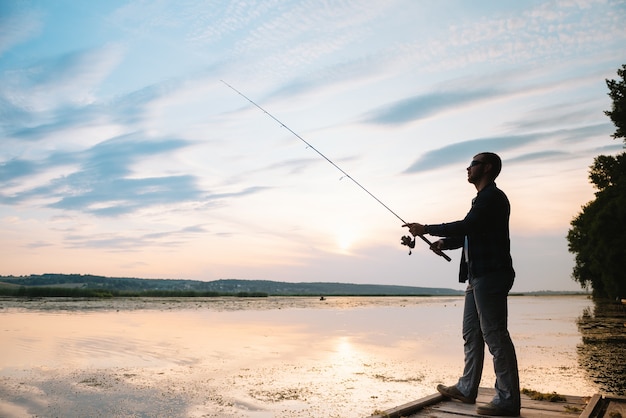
[403,152,520,417]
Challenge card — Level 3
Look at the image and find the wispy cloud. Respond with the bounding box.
[0,159,38,182]
[506,150,571,164]
[403,123,612,173]
[0,6,42,56]
[403,134,538,173]
[24,240,53,249]
[365,87,501,126]
[2,44,123,112]
[506,103,607,132]
[1,134,202,215]
[64,224,209,250]
[0,44,126,150]
[264,53,389,103]
[430,0,626,69]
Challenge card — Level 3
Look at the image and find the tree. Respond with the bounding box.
[567,65,626,299]
[604,64,626,141]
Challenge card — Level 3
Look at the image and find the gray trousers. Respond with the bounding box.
[456,272,520,411]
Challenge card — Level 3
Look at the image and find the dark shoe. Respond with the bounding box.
[476,402,520,416]
[436,384,475,404]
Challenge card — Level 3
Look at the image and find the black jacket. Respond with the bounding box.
[425,182,515,282]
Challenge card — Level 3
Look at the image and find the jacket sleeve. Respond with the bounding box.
[441,236,464,250]
[425,185,500,239]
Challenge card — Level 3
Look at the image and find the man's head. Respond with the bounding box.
[467,152,502,186]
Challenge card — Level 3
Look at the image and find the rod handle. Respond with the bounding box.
[416,234,452,262]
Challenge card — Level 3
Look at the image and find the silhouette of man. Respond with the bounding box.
[404,152,520,417]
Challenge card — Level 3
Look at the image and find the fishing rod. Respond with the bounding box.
[221,80,451,262]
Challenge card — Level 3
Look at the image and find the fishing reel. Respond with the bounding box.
[400,235,416,255]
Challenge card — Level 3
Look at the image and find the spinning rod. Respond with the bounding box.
[222,80,451,262]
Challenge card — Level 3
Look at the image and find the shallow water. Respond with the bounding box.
[0,295,618,417]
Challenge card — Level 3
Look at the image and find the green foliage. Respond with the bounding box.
[568,185,626,299]
[568,65,626,299]
[589,153,626,191]
[604,64,626,142]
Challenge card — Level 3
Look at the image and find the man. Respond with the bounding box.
[403,152,520,417]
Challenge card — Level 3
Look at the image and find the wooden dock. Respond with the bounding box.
[367,387,626,418]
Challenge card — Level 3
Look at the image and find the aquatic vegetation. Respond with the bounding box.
[521,388,566,402]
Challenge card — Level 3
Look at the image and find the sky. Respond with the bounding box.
[1,0,625,292]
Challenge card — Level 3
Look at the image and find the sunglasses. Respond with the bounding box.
[469,160,485,167]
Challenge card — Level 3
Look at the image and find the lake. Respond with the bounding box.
[0,295,621,417]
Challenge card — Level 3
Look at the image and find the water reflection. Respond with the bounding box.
[576,299,626,395]
[329,336,363,380]
[0,296,604,417]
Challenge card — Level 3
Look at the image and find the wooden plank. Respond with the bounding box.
[367,392,445,418]
[411,408,473,418]
[430,402,580,418]
[521,398,586,413]
[427,400,476,415]
[579,394,626,418]
[579,394,603,418]
[368,387,593,418]
[606,397,626,417]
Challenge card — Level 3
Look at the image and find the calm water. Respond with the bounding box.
[0,295,622,417]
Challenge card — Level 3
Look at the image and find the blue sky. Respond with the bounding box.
[1,0,625,291]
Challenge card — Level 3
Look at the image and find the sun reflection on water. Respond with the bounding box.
[332,335,360,374]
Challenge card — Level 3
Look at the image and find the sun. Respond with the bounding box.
[337,234,352,252]
[335,226,358,253]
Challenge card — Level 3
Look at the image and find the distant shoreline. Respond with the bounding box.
[0,274,589,298]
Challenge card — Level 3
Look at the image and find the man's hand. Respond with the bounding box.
[403,225,448,258]
[402,222,426,237]
[429,239,447,258]
[430,239,444,250]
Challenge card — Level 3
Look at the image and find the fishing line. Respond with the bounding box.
[221,80,450,262]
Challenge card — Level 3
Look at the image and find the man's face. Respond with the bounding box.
[467,154,486,184]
